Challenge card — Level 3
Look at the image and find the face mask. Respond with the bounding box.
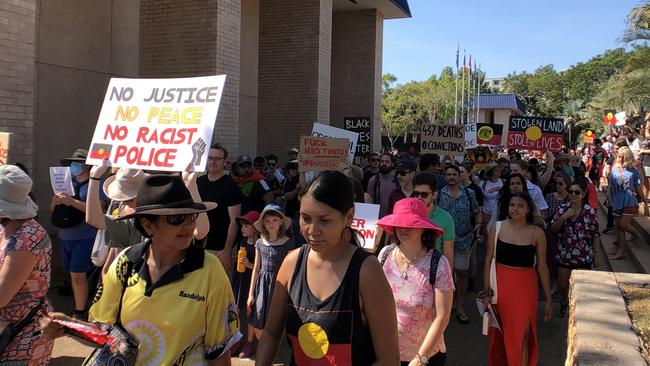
[70,162,85,176]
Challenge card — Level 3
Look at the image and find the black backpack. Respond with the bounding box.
[379,244,442,287]
[50,181,87,229]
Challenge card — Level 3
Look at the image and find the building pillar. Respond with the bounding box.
[258,0,332,158]
[139,0,241,153]
[330,9,383,154]
[0,0,37,172]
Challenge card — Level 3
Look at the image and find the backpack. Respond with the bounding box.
[50,180,88,229]
[379,244,442,287]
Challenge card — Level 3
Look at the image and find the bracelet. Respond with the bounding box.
[90,176,102,181]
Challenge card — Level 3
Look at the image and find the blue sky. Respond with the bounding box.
[383,0,639,83]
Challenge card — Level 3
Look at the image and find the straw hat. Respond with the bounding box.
[102,168,145,202]
[0,165,38,220]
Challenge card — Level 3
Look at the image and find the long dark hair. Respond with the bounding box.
[300,171,359,246]
[508,192,536,224]
[497,173,529,221]
[569,179,589,207]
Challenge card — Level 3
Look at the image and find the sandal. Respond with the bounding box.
[456,313,469,324]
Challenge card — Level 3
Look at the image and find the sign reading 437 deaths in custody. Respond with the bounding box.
[420,124,465,156]
[85,75,226,172]
[507,116,564,152]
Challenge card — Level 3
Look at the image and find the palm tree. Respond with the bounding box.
[622,0,650,43]
[563,100,586,147]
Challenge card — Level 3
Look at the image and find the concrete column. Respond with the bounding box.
[140,0,241,153]
[0,0,37,172]
[330,9,383,153]
[258,0,332,159]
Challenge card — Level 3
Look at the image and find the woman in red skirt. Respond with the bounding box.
[481,191,553,365]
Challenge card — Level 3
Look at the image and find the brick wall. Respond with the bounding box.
[258,0,332,158]
[0,0,37,172]
[330,10,383,153]
[139,0,241,152]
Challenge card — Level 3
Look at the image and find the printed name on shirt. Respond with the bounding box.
[179,290,206,302]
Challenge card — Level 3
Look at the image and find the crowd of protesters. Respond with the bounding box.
[1,113,649,365]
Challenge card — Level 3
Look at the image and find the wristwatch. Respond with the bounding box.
[417,353,429,365]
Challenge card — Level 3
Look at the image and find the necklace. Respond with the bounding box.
[397,247,426,280]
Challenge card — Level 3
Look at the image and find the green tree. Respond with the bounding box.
[622,0,650,43]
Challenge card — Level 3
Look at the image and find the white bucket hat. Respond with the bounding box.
[0,165,38,220]
[102,168,145,202]
[254,204,291,233]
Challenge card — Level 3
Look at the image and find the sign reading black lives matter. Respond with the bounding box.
[507,116,564,152]
[420,124,465,156]
[344,117,371,158]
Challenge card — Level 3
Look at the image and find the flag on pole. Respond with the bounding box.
[456,45,459,69]
[461,50,466,124]
[469,55,472,79]
[454,44,459,124]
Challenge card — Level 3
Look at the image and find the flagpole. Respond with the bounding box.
[468,54,472,124]
[454,44,459,125]
[477,62,481,124]
[460,50,466,124]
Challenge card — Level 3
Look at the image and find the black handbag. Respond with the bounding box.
[50,181,87,228]
[0,298,44,354]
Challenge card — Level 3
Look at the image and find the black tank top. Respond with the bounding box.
[496,239,536,267]
[286,244,376,366]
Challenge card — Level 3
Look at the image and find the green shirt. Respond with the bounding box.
[430,206,455,251]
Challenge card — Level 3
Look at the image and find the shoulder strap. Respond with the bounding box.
[379,244,396,266]
[492,221,502,260]
[115,248,136,326]
[428,249,442,287]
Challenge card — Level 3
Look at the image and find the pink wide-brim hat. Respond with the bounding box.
[377,198,444,238]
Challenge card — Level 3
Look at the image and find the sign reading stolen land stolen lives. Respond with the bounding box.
[507,116,564,152]
[420,124,465,156]
[0,132,9,165]
[351,203,380,249]
[85,75,226,172]
[299,136,350,173]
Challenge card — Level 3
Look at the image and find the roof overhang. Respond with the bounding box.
[333,0,411,19]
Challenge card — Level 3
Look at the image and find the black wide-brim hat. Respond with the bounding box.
[117,173,216,220]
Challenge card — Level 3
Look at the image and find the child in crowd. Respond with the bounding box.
[230,210,260,357]
[244,204,293,358]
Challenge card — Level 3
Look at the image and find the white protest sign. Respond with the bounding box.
[615,111,627,127]
[420,124,465,156]
[311,122,359,163]
[351,203,380,249]
[49,167,75,196]
[86,75,226,172]
[465,123,477,149]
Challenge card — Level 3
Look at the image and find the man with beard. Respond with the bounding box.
[366,153,398,218]
[232,154,274,214]
[362,152,380,191]
[437,164,480,325]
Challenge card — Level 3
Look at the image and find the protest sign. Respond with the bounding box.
[476,123,503,146]
[604,109,616,125]
[583,130,595,144]
[344,117,371,160]
[351,203,380,249]
[0,132,9,165]
[85,75,226,172]
[49,167,75,196]
[420,124,465,156]
[465,123,477,149]
[615,111,627,127]
[311,123,359,163]
[299,136,350,173]
[507,116,564,152]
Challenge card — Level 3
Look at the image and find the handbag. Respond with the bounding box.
[90,229,109,267]
[489,221,502,304]
[51,181,87,228]
[82,260,139,365]
[0,298,44,354]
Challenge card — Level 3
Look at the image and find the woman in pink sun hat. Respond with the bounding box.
[377,198,454,366]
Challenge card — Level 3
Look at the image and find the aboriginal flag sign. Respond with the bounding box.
[507,116,564,152]
[476,123,503,146]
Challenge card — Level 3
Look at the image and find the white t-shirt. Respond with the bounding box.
[527,180,548,211]
[480,179,503,215]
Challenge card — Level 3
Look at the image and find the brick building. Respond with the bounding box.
[0,0,410,219]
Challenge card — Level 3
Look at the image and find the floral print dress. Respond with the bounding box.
[0,219,53,366]
[551,203,600,266]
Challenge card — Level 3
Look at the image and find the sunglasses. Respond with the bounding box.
[568,190,583,196]
[165,213,198,226]
[268,162,277,167]
[397,171,412,176]
[207,156,224,161]
[411,191,431,199]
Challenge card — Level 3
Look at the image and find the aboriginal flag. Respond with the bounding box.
[90,143,112,160]
[604,109,616,125]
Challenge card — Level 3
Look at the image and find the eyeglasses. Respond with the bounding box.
[397,171,412,176]
[411,191,432,199]
[165,213,198,226]
[208,156,225,161]
[568,190,583,196]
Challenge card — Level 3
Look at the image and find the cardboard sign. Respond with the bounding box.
[49,167,75,196]
[299,136,350,172]
[85,75,226,172]
[311,123,359,163]
[351,203,380,249]
[615,111,627,127]
[344,117,371,158]
[583,130,595,144]
[604,109,616,125]
[507,116,564,152]
[420,124,465,156]
[476,123,503,146]
[0,132,9,165]
[465,123,477,149]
